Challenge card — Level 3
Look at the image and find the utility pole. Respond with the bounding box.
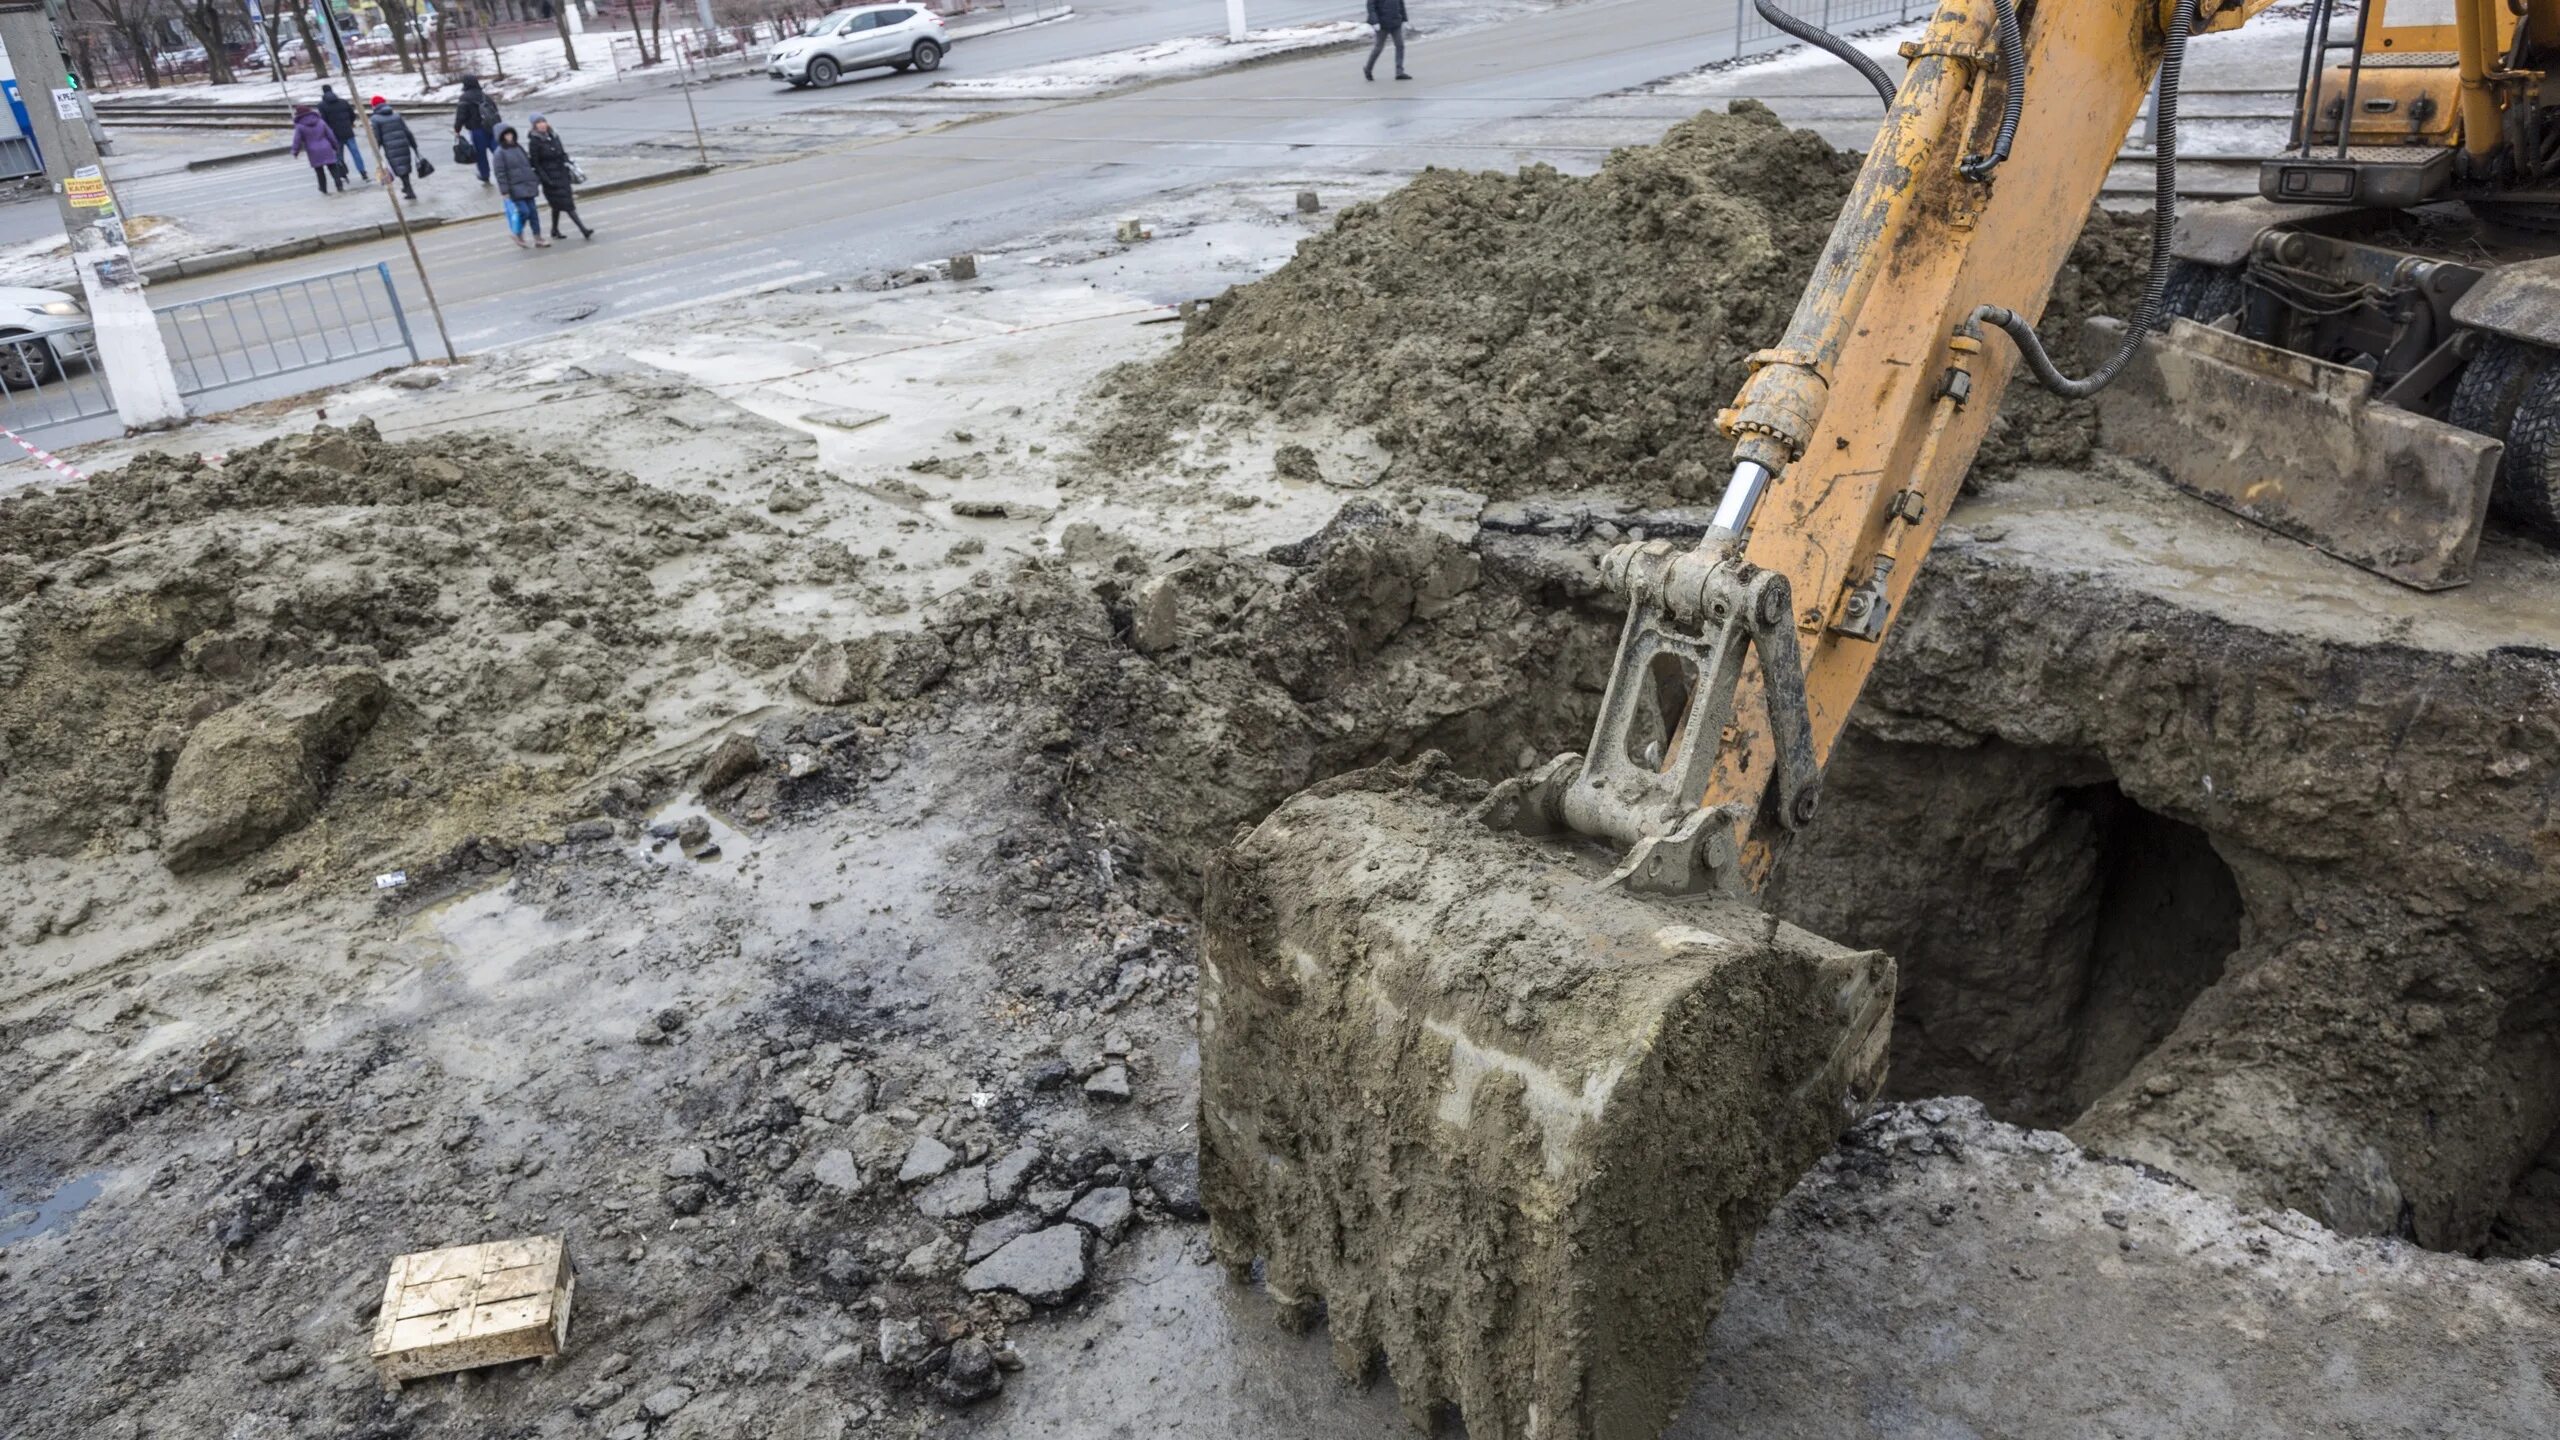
[0,3,183,428]
[313,0,457,362]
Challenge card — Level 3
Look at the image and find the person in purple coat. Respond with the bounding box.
[290,105,347,195]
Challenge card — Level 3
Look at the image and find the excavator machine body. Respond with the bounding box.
[1201,2,2282,1438]
[2106,0,2560,586]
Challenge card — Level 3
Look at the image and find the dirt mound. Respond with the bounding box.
[0,421,879,874]
[1093,101,2149,500]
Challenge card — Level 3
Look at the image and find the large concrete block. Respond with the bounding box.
[1200,771,1893,1440]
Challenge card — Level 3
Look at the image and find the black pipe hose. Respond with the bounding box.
[1959,0,2026,181]
[1754,0,1899,107]
[1972,0,2198,399]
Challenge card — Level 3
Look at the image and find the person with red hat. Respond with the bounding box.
[368,95,426,201]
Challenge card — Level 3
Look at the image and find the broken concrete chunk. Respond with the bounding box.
[162,666,391,873]
[933,1336,1003,1405]
[986,1145,1041,1204]
[897,1135,957,1185]
[1067,1185,1134,1242]
[812,1149,862,1193]
[789,631,953,707]
[915,1165,992,1219]
[664,1146,713,1180]
[819,1068,877,1124]
[1146,1150,1206,1221]
[1200,779,1894,1440]
[1129,574,1179,655]
[696,733,762,793]
[878,1317,930,1370]
[1082,1064,1131,1102]
[964,1210,1042,1263]
[900,1235,961,1279]
[959,1224,1088,1306]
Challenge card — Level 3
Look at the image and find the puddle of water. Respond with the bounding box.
[0,1171,108,1246]
[405,884,591,990]
[629,798,755,869]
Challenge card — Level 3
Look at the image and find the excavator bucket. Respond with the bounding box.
[2088,316,2503,590]
[1198,767,1893,1440]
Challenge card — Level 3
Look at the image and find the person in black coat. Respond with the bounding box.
[1364,0,1411,81]
[525,115,593,240]
[369,97,421,200]
[454,75,502,185]
[316,84,370,181]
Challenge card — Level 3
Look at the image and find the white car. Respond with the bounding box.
[769,5,948,87]
[0,287,90,389]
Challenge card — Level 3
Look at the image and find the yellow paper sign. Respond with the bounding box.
[64,175,109,207]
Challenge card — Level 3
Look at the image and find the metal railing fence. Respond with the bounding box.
[0,261,421,440]
[0,329,116,430]
[1735,0,1936,58]
[155,262,420,399]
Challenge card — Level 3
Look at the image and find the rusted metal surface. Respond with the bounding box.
[2093,316,2500,589]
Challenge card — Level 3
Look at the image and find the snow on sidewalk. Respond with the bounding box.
[926,22,1366,98]
[93,33,632,109]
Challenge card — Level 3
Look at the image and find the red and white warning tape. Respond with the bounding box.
[0,423,86,482]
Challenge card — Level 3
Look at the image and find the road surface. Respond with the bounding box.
[141,0,1750,360]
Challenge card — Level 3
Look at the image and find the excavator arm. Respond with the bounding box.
[1490,0,2278,896]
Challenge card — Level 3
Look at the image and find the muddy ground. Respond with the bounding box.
[3,125,2557,1440]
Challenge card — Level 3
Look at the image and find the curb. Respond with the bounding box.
[186,145,291,171]
[947,5,1077,43]
[134,164,712,286]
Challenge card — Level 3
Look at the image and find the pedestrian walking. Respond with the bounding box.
[491,126,549,249]
[317,84,370,182]
[454,75,503,186]
[370,96,425,201]
[1364,0,1411,81]
[289,104,347,195]
[526,115,595,241]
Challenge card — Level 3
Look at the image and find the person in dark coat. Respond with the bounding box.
[1364,0,1411,81]
[525,115,594,241]
[453,75,502,186]
[316,84,369,181]
[370,96,421,200]
[490,126,548,248]
[289,105,346,195]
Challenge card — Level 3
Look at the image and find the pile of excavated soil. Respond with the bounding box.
[1092,101,2149,500]
[0,422,883,882]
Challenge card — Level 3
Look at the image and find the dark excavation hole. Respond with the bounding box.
[1767,734,2246,1131]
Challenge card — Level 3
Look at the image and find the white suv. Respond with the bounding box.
[770,5,949,87]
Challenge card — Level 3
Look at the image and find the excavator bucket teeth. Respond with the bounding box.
[2090,316,2502,590]
[1198,770,1893,1440]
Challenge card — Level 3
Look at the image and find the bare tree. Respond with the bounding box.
[552,0,578,70]
[288,4,329,77]
[175,0,240,83]
[80,0,163,88]
[240,0,285,78]
[377,0,424,77]
[648,0,666,65]
[623,0,657,64]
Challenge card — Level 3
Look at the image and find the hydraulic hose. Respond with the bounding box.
[1754,0,1898,107]
[1971,0,2197,399]
[1958,0,2026,181]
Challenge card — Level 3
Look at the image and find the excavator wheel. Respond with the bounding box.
[2449,336,2560,538]
[2162,259,2245,324]
[2492,360,2560,537]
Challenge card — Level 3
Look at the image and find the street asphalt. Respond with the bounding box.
[115,0,1755,365]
